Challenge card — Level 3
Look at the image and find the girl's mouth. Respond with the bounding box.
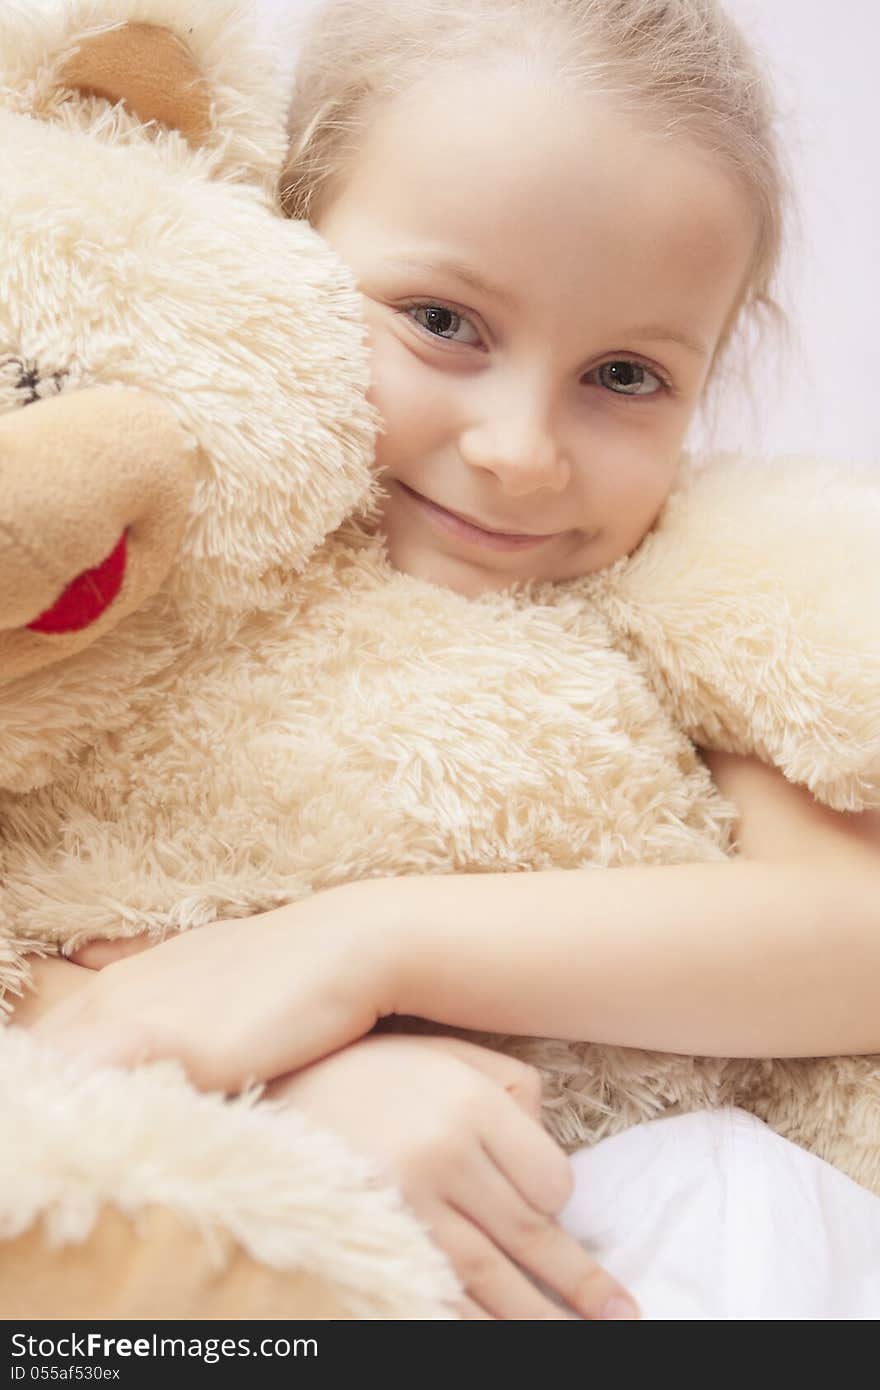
[395,481,562,552]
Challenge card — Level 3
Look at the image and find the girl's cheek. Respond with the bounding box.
[591,446,680,532]
[368,341,452,463]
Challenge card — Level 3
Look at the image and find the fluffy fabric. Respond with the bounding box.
[1,0,877,1319]
[598,452,880,812]
[4,475,878,1191]
[0,1029,458,1319]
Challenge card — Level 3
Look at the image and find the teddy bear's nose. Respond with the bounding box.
[0,385,198,636]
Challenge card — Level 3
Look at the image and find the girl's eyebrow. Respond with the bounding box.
[381,252,707,357]
[622,325,708,357]
[380,252,519,311]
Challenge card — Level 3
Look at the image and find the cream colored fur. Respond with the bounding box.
[1,0,878,1318]
[5,474,879,1189]
[1,1030,457,1318]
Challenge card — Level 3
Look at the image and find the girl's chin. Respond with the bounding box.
[380,532,545,597]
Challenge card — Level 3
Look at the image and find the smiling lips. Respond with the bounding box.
[396,481,562,551]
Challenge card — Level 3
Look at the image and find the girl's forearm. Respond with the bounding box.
[345,861,880,1058]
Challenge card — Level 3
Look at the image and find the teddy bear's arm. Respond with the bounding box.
[595,454,880,812]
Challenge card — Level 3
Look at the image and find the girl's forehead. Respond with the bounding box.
[352,67,752,252]
[326,68,757,348]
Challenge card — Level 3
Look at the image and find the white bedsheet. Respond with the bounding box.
[559,1108,880,1319]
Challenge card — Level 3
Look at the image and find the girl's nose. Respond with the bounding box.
[458,397,571,496]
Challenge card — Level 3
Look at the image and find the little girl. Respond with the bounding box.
[21,0,880,1319]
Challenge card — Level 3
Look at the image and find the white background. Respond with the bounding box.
[694,1,879,465]
[259,0,879,464]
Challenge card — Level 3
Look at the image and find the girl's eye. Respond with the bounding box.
[404,303,482,346]
[595,360,664,397]
[401,311,668,395]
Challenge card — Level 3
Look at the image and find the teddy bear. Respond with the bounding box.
[2,0,878,1324]
[0,0,459,1321]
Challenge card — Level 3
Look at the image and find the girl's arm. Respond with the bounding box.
[45,753,880,1083]
[368,751,880,1058]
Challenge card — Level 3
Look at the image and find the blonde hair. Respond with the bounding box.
[280,0,794,394]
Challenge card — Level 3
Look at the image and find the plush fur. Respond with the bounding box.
[1,0,878,1318]
[0,1030,458,1319]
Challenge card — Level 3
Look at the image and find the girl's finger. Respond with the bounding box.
[397,1035,544,1117]
[29,1010,157,1075]
[28,994,84,1037]
[436,1205,578,1320]
[459,1296,494,1320]
[479,1086,576,1215]
[446,1148,639,1321]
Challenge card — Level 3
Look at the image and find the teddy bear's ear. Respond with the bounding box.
[2,1,300,195]
[59,22,212,148]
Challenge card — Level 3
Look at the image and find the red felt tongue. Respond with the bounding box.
[26,533,127,635]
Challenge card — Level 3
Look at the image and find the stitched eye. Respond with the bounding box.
[0,356,68,410]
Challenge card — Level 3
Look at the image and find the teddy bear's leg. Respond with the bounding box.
[0,1207,352,1321]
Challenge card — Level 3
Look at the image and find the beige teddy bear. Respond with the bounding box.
[7,452,879,1189]
[2,0,878,1323]
[0,0,458,1321]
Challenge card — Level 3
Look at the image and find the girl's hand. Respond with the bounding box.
[32,901,393,1092]
[8,954,94,1027]
[267,1033,640,1322]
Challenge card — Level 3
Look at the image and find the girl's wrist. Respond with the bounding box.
[335,876,422,1018]
[342,875,446,1018]
[269,877,417,1020]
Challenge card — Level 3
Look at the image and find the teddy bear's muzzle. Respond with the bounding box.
[0,385,198,681]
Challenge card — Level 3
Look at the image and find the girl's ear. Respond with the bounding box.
[59,22,212,147]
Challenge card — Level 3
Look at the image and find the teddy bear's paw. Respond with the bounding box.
[596,453,880,811]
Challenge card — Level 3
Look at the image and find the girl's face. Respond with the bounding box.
[315,65,757,597]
